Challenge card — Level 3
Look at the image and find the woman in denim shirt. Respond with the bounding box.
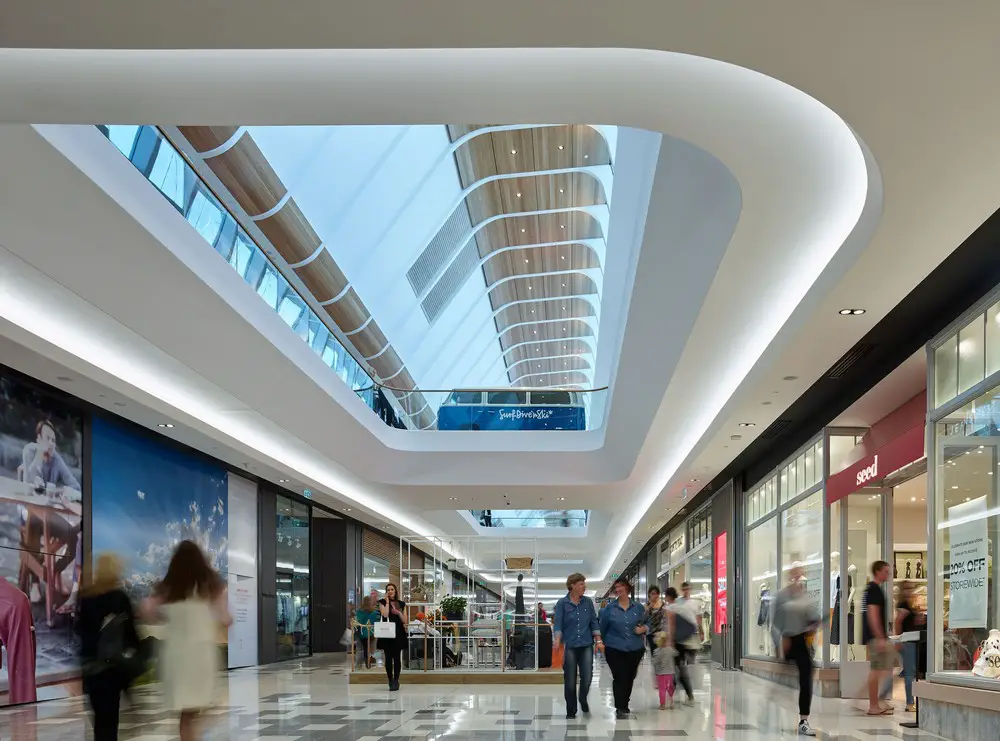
[599,576,648,719]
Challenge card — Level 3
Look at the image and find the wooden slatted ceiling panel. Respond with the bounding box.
[523,371,590,388]
[352,322,389,360]
[178,126,240,154]
[294,250,347,303]
[499,319,594,351]
[475,210,603,260]
[464,171,607,226]
[496,298,596,334]
[510,356,591,382]
[488,273,598,313]
[196,133,287,217]
[324,288,367,333]
[482,242,601,289]
[178,126,433,426]
[503,338,593,367]
[451,125,611,189]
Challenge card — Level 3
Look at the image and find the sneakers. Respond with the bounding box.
[658,703,667,711]
[615,710,631,720]
[683,697,695,707]
[798,719,816,736]
[580,700,590,714]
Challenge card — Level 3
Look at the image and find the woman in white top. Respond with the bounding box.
[144,540,232,741]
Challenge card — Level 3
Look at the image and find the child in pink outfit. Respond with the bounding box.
[652,632,677,709]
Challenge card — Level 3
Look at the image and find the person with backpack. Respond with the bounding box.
[664,587,697,705]
[77,554,142,741]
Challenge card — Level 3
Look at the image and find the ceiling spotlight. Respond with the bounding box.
[449,497,458,501]
[690,478,699,483]
[560,224,566,229]
[558,145,564,150]
[559,188,565,194]
[562,283,566,287]
[560,255,566,260]
[345,508,352,512]
[528,285,532,290]
[557,497,566,501]
[584,154,589,159]
[521,228,526,233]
[839,308,866,316]
[782,375,798,382]
[516,192,522,198]
[511,149,517,155]
[278,479,289,483]
[738,422,756,427]
[524,258,529,263]
[157,423,175,429]
[910,497,916,502]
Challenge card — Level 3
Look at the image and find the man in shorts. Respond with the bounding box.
[864,560,894,715]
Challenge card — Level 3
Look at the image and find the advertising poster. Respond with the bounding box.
[226,474,258,669]
[0,373,83,706]
[90,418,229,602]
[947,495,988,629]
[714,532,727,633]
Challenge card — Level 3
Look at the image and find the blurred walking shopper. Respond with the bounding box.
[354,596,379,669]
[663,587,696,705]
[652,628,677,710]
[599,577,647,720]
[78,554,142,741]
[894,581,921,712]
[553,573,603,719]
[864,560,894,715]
[144,540,232,741]
[771,565,820,736]
[377,583,407,690]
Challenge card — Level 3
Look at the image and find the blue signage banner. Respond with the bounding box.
[438,405,585,431]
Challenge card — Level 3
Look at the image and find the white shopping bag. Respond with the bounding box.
[374,619,396,640]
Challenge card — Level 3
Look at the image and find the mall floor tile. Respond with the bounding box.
[0,655,956,740]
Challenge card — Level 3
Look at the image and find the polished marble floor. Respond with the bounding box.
[0,655,953,740]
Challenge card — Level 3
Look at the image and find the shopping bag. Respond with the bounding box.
[339,628,353,647]
[374,620,396,640]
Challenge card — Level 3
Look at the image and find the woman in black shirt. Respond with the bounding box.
[377,583,407,690]
[77,554,142,741]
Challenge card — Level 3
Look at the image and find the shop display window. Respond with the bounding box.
[276,495,310,660]
[747,475,778,526]
[932,386,999,685]
[363,554,390,596]
[746,515,778,658]
[828,500,842,664]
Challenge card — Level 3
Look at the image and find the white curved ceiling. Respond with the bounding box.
[2,2,1000,591]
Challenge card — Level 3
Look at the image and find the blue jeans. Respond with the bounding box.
[900,642,917,705]
[562,645,594,714]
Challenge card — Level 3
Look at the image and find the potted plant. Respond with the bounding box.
[439,595,468,621]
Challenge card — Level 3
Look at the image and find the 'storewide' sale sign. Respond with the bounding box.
[947,495,988,630]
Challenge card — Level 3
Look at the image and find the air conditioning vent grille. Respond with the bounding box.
[760,418,793,440]
[827,343,876,379]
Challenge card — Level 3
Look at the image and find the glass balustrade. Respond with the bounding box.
[469,509,589,528]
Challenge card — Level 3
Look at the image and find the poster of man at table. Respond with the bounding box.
[0,373,83,706]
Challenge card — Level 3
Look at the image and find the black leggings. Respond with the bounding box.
[384,646,402,682]
[603,646,644,713]
[787,634,813,716]
[86,675,128,741]
[675,643,695,700]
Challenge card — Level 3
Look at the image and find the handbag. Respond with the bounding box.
[374,614,397,640]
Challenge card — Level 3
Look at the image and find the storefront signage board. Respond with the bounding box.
[826,424,924,505]
[947,495,989,629]
[714,532,727,633]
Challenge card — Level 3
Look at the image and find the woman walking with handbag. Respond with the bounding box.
[377,583,407,690]
[355,596,379,669]
[77,554,142,741]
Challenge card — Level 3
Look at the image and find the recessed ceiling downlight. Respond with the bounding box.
[839,308,866,316]
[157,423,174,428]
[738,422,756,427]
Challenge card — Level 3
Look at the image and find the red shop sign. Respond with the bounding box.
[714,532,727,633]
[825,423,924,506]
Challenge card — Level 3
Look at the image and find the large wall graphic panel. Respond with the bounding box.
[90,418,229,599]
[0,373,83,706]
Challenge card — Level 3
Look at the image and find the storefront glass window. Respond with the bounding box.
[746,515,778,658]
[933,386,999,682]
[276,495,310,660]
[782,492,824,659]
[363,554,390,597]
[829,500,842,664]
[935,336,959,408]
[688,543,712,636]
[958,315,986,396]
